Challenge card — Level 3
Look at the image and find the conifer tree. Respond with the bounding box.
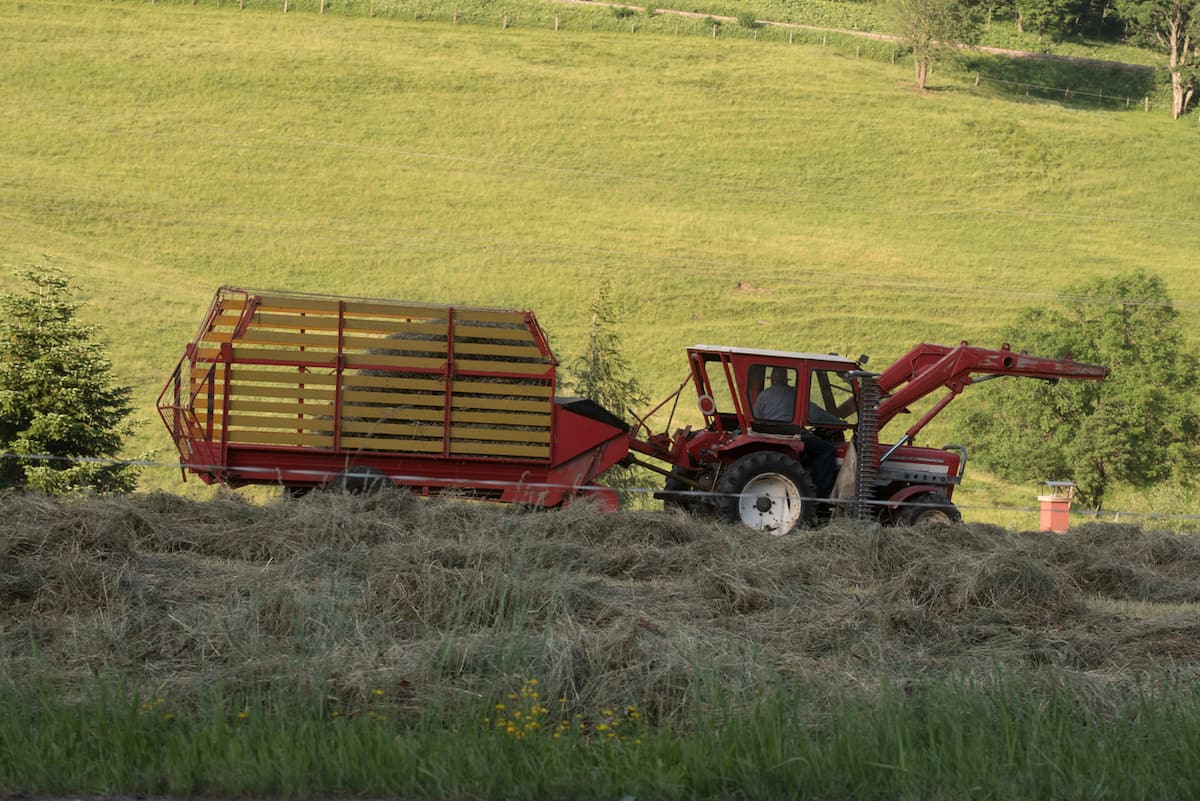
[565,275,648,422]
[564,274,650,506]
[0,263,138,493]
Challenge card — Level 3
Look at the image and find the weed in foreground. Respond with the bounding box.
[486,675,643,745]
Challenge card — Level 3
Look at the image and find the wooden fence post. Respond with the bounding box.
[822,33,826,46]
[502,14,508,28]
[1145,96,1150,111]
[974,74,980,86]
[320,0,325,13]
[554,15,559,30]
[712,24,717,37]
[453,11,458,23]
[788,30,793,44]
[892,48,896,64]
[283,0,288,13]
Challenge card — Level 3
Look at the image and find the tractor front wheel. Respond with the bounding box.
[717,451,817,535]
[895,491,962,527]
[661,467,717,516]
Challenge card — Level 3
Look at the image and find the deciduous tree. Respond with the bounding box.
[952,271,1200,510]
[1115,0,1199,117]
[1016,0,1082,37]
[886,0,980,89]
[0,263,139,494]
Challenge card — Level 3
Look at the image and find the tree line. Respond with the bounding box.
[888,0,1198,117]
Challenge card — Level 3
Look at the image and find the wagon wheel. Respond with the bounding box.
[328,465,393,494]
[716,451,817,535]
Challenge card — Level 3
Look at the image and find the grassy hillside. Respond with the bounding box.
[3,1,1198,519]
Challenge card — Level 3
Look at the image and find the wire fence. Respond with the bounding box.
[972,73,1154,111]
[4,449,1199,527]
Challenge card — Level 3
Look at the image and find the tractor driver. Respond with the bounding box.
[753,366,797,422]
[752,367,837,500]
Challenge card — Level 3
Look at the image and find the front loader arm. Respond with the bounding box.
[873,343,1108,444]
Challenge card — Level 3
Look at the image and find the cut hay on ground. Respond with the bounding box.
[3,491,1200,717]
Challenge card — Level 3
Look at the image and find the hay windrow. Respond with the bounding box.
[4,491,1200,717]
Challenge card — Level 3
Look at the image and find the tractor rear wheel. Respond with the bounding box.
[895,491,962,527]
[717,451,817,535]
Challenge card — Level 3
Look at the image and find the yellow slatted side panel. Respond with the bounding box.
[453,360,553,377]
[340,420,443,437]
[229,431,335,448]
[340,391,441,408]
[453,341,544,359]
[186,292,556,459]
[452,379,552,398]
[339,407,551,427]
[451,441,549,458]
[339,437,444,453]
[454,323,538,343]
[451,427,551,444]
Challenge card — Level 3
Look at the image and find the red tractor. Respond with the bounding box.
[624,343,1108,533]
[160,288,1108,533]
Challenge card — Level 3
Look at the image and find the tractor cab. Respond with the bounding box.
[686,345,860,440]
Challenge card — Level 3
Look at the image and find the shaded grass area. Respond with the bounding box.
[6,673,1200,799]
[961,51,1161,109]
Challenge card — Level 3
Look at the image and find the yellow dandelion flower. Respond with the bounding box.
[238,709,250,720]
[373,689,383,697]
[508,693,518,700]
[601,709,614,717]
[528,678,539,686]
[495,703,506,710]
[596,723,609,732]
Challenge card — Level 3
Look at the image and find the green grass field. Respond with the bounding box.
[3,0,1199,521]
